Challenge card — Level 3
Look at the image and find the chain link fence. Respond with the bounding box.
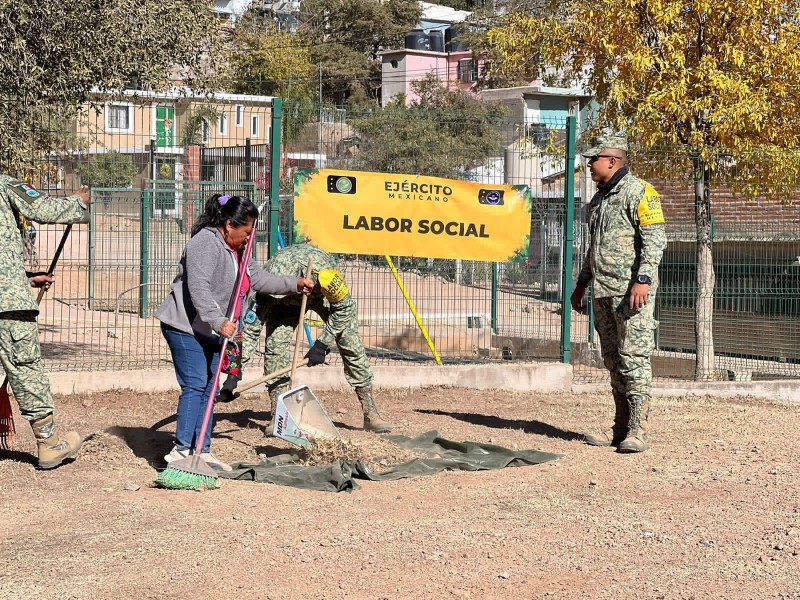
[569,145,800,383]
[5,95,800,384]
[276,102,571,367]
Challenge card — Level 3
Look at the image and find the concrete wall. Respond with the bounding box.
[49,363,573,395]
[48,363,800,402]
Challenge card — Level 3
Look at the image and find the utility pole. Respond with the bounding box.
[318,63,323,156]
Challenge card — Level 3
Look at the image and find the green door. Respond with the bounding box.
[156,106,175,147]
[153,157,177,215]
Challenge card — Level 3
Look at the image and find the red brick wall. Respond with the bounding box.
[649,179,800,225]
[182,145,201,229]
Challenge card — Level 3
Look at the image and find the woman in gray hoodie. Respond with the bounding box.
[156,194,313,470]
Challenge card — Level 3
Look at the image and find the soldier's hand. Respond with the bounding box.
[77,186,90,208]
[304,340,329,366]
[629,283,649,310]
[571,284,587,313]
[30,274,55,290]
[297,277,315,295]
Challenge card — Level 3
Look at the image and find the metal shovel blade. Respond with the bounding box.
[273,385,342,448]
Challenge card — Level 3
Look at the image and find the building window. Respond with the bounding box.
[235,105,244,127]
[525,123,550,149]
[218,112,228,136]
[251,115,259,138]
[105,102,134,132]
[201,119,210,145]
[458,59,478,83]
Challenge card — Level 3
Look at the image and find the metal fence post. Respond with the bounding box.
[88,189,96,311]
[491,263,498,334]
[139,189,150,318]
[244,137,252,183]
[269,99,283,258]
[560,115,577,364]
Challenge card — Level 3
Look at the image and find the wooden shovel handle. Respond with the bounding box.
[290,257,313,385]
[234,359,309,396]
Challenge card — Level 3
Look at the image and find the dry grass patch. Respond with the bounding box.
[302,436,422,472]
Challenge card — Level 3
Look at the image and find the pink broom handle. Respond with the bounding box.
[192,226,258,460]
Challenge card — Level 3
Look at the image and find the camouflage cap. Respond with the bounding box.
[582,135,629,158]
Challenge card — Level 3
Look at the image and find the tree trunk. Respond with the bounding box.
[693,156,716,380]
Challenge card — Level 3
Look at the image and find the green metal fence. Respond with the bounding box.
[275,102,573,368]
[7,95,800,384]
[569,145,800,383]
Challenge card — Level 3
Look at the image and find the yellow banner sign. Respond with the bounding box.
[293,169,532,261]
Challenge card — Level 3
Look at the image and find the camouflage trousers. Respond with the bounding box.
[242,298,373,393]
[593,292,658,401]
[0,313,54,421]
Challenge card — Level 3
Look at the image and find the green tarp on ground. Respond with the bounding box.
[218,430,562,492]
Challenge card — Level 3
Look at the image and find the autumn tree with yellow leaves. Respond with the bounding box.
[228,11,316,102]
[488,1,800,380]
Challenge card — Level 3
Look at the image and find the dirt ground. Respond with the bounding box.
[1,387,799,599]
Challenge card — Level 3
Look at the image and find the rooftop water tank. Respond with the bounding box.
[429,29,444,53]
[445,27,467,52]
[405,29,431,51]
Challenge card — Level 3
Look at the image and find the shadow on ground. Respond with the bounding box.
[0,448,38,466]
[106,425,174,467]
[415,409,583,441]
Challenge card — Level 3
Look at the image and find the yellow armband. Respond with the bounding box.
[637,184,665,227]
[318,269,349,303]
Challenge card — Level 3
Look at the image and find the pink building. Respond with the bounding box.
[380,48,485,106]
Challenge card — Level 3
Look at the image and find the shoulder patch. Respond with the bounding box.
[637,183,665,227]
[7,181,43,204]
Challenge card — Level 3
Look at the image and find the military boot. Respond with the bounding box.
[31,414,83,469]
[585,393,629,447]
[618,396,650,453]
[355,386,393,433]
[266,388,280,436]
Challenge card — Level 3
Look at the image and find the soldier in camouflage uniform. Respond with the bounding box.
[221,243,392,433]
[0,176,90,468]
[571,136,667,453]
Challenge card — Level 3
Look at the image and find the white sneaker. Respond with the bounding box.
[198,452,232,472]
[164,446,190,463]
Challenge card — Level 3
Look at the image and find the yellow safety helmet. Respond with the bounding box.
[317,269,349,303]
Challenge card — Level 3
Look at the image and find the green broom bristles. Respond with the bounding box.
[154,465,218,491]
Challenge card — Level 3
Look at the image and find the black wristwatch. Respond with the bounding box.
[636,274,652,285]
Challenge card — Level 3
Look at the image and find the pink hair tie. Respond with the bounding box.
[218,195,231,206]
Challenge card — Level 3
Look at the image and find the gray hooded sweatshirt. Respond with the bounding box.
[155,227,298,340]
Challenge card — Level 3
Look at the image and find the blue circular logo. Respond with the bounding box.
[26,189,40,198]
[486,191,501,205]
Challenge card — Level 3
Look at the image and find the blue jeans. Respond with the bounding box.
[161,323,221,453]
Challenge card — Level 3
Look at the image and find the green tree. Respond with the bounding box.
[350,74,506,178]
[78,152,139,188]
[77,152,139,204]
[459,0,550,90]
[0,0,225,174]
[300,0,422,103]
[228,11,316,103]
[181,107,222,147]
[488,0,800,380]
